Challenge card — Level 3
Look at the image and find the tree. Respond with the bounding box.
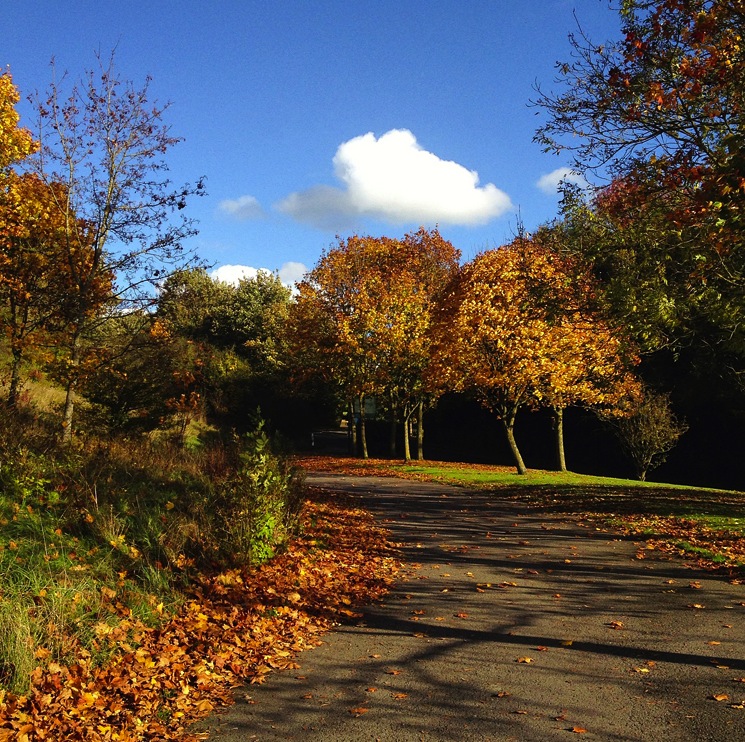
[156,268,233,343]
[433,237,639,474]
[0,72,37,173]
[26,51,204,441]
[601,387,688,481]
[78,314,202,437]
[0,174,105,405]
[156,268,292,429]
[534,0,745,369]
[0,73,43,403]
[289,229,459,460]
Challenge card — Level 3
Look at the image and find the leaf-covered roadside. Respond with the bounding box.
[0,491,403,741]
[603,514,745,571]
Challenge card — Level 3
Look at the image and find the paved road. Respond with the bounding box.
[199,474,745,741]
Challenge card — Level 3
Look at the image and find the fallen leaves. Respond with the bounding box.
[0,493,404,740]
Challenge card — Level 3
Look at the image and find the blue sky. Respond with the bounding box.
[2,1,621,286]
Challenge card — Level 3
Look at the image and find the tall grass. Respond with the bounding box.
[0,400,305,691]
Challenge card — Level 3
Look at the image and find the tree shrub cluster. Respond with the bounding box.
[0,62,305,692]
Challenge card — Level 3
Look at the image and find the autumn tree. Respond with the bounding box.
[0,73,43,403]
[0,175,106,406]
[26,52,204,441]
[433,237,639,474]
[78,315,202,437]
[290,229,459,460]
[534,0,745,372]
[601,387,688,480]
[0,72,37,173]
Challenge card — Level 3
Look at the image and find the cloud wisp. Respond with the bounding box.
[277,129,513,230]
[536,167,588,195]
[218,195,264,220]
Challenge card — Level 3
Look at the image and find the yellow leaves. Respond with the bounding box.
[0,73,39,171]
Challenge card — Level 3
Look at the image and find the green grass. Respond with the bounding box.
[384,462,734,492]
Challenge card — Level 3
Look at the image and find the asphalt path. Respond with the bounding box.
[199,474,745,741]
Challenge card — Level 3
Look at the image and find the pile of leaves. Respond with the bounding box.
[0,491,403,741]
[607,514,745,571]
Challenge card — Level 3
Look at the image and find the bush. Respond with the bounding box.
[212,421,304,566]
[602,389,688,481]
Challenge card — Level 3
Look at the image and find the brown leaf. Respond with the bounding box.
[516,656,533,664]
[572,726,588,734]
[350,706,369,716]
[712,693,730,702]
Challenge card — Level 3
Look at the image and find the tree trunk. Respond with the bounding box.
[554,406,567,472]
[417,400,425,461]
[7,347,23,407]
[348,399,357,455]
[389,409,397,459]
[359,395,369,459]
[61,380,77,444]
[502,408,527,475]
[61,331,82,444]
[403,411,411,461]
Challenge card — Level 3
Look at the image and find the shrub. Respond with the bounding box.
[602,389,688,481]
[212,421,304,567]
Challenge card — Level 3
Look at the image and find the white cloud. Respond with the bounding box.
[277,261,308,286]
[210,262,307,290]
[218,195,264,220]
[276,129,513,229]
[536,167,588,195]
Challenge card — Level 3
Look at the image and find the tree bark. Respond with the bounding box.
[554,406,567,472]
[7,347,23,408]
[502,408,527,475]
[417,400,425,461]
[348,399,357,455]
[403,410,411,461]
[389,408,397,459]
[61,331,82,444]
[359,395,369,459]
